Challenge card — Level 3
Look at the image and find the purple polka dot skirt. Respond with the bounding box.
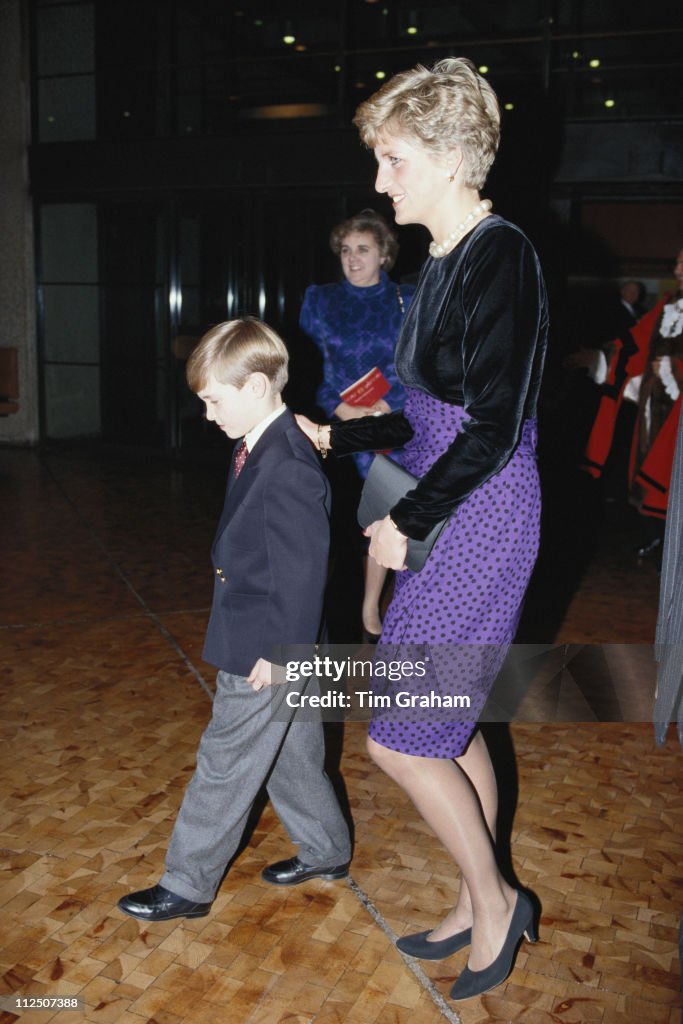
[368,389,541,758]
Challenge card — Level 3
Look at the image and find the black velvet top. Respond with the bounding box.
[330,215,549,540]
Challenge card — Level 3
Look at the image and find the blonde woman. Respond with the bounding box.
[298,59,548,1000]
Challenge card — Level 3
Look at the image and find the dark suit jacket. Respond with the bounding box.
[202,408,331,676]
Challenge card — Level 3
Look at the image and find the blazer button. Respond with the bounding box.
[216,567,226,583]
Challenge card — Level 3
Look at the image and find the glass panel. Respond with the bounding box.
[179,217,200,287]
[175,0,340,60]
[560,67,682,118]
[154,284,169,360]
[100,206,163,285]
[43,285,99,362]
[100,284,163,445]
[552,31,683,75]
[95,0,160,70]
[44,364,100,438]
[156,364,168,423]
[200,54,340,131]
[37,75,95,141]
[176,93,202,136]
[40,204,98,283]
[554,0,681,31]
[179,286,201,328]
[36,3,94,75]
[350,1,544,48]
[97,68,160,138]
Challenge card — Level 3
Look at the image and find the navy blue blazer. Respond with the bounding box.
[202,408,331,676]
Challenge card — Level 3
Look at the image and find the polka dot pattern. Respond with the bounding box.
[368,390,541,758]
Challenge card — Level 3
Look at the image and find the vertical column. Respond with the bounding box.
[0,0,38,444]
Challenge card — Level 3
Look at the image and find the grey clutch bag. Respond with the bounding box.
[357,454,448,572]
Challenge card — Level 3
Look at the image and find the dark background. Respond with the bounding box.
[27,0,683,453]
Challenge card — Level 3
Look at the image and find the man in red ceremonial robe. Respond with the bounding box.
[581,250,683,552]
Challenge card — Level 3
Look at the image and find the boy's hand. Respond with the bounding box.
[247,658,274,691]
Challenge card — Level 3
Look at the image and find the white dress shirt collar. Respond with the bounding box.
[243,402,287,453]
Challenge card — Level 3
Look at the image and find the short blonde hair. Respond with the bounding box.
[329,209,399,271]
[353,58,500,190]
[186,317,289,395]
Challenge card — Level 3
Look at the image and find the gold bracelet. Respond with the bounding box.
[317,423,328,459]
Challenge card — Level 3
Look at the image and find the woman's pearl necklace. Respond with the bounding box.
[429,199,493,258]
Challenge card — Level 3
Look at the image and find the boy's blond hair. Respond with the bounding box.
[186,317,289,395]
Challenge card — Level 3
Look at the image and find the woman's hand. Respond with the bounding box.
[294,414,321,445]
[295,414,331,455]
[365,516,408,570]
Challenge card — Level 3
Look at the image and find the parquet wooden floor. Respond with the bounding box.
[1,448,681,1024]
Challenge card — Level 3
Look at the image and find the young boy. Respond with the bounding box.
[118,318,351,921]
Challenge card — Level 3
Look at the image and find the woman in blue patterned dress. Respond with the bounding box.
[298,59,547,1001]
[300,210,415,638]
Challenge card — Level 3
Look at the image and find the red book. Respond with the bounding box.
[340,367,390,407]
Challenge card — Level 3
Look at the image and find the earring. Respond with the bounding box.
[448,174,455,183]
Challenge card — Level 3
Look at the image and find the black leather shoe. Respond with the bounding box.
[117,884,211,922]
[261,856,350,886]
[397,926,472,960]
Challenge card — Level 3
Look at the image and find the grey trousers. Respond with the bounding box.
[161,671,351,902]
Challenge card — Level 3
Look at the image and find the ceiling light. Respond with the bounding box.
[589,58,601,68]
[283,34,295,44]
[478,65,489,74]
[406,9,419,35]
[375,70,386,80]
[504,102,514,111]
[604,98,616,108]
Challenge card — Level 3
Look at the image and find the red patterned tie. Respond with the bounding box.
[233,440,248,478]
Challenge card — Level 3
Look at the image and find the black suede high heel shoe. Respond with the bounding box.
[449,891,538,1001]
[397,927,471,960]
